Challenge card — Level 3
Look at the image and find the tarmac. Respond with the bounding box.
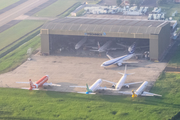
[0,52,167,95]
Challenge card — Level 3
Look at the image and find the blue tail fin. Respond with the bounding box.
[128,42,136,54]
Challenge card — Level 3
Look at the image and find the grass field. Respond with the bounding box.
[34,0,101,17]
[0,72,179,120]
[159,3,180,23]
[0,20,44,50]
[0,0,19,10]
[0,35,41,74]
[34,0,85,17]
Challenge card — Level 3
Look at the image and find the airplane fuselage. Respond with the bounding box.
[30,75,49,90]
[98,41,112,52]
[101,53,134,67]
[115,74,127,90]
[89,79,102,92]
[75,37,87,49]
[135,81,148,96]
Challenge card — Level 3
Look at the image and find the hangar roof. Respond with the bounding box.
[42,17,168,34]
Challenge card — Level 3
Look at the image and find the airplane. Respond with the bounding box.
[16,75,61,90]
[70,79,107,94]
[102,65,142,90]
[75,37,87,50]
[90,41,123,53]
[101,42,136,67]
[119,81,162,97]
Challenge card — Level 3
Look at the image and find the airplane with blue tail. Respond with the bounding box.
[101,42,137,67]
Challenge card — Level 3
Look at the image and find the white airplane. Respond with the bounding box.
[70,79,107,94]
[103,65,142,90]
[90,41,123,53]
[90,41,112,52]
[101,42,136,67]
[119,81,162,97]
[75,37,87,50]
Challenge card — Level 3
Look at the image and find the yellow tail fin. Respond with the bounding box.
[132,90,137,98]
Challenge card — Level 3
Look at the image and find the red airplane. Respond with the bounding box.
[17,75,61,90]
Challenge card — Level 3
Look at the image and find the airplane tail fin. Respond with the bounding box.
[128,42,136,54]
[132,90,138,98]
[86,84,92,94]
[29,79,34,90]
[97,42,101,49]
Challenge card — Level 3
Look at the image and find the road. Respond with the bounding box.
[0,0,48,27]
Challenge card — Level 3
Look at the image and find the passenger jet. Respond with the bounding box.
[17,75,61,90]
[101,42,136,67]
[119,81,162,97]
[103,65,142,90]
[70,79,107,94]
[75,37,87,50]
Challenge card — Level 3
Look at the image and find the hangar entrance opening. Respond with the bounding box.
[49,34,149,58]
[41,18,171,60]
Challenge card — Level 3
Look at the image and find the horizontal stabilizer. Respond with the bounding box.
[141,92,162,97]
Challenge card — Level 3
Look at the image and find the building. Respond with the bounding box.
[41,17,171,61]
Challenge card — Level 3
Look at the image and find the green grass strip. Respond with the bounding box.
[0,36,40,74]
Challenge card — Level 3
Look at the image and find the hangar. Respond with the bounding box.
[40,17,170,61]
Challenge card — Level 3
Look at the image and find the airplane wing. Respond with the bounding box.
[16,82,36,84]
[16,82,29,84]
[102,80,116,86]
[96,87,115,90]
[43,83,61,87]
[124,81,143,86]
[106,53,114,59]
[69,86,91,88]
[141,92,162,97]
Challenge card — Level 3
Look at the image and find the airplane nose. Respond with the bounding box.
[101,64,104,67]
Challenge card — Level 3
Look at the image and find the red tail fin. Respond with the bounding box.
[29,79,34,90]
